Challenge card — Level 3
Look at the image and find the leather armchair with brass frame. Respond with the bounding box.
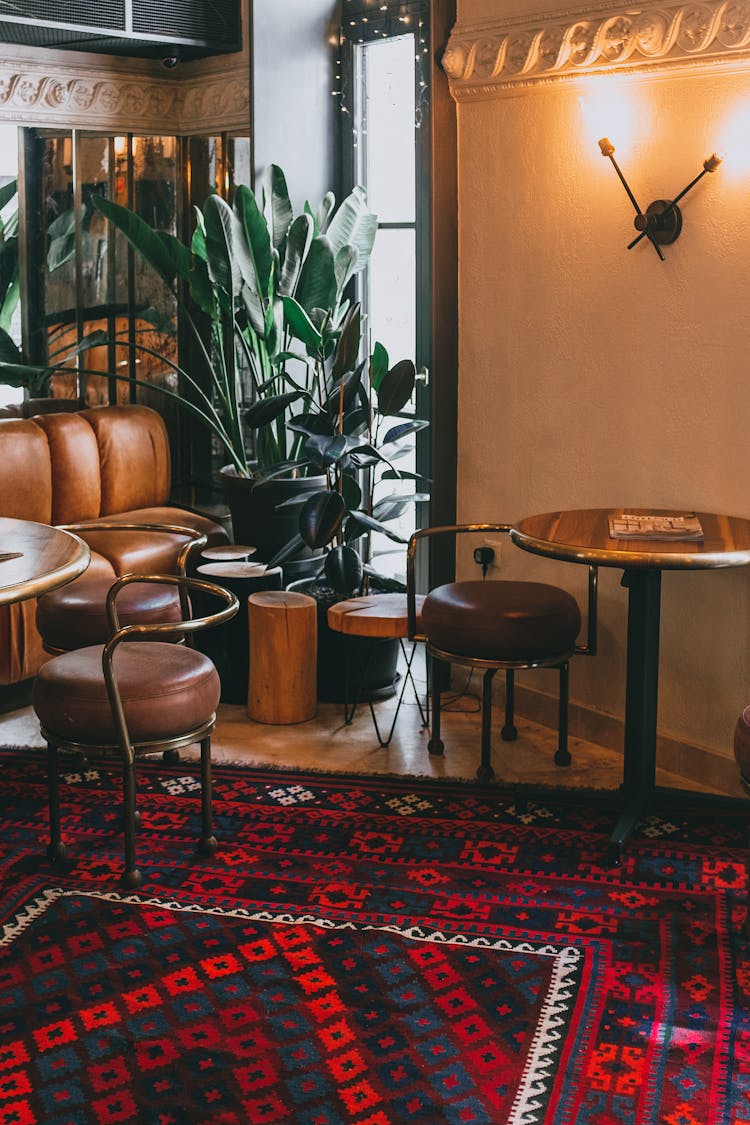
[32,573,239,889]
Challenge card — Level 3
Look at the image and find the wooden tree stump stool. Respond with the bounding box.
[327,593,427,746]
[247,591,317,724]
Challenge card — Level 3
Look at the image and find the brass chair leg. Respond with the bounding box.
[477,668,496,782]
[555,662,572,766]
[501,669,517,741]
[46,742,68,862]
[121,758,142,890]
[197,735,218,857]
[427,654,444,756]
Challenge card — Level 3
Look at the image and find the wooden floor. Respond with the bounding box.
[0,667,716,796]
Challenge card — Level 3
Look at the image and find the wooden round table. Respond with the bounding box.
[0,517,90,605]
[510,508,750,860]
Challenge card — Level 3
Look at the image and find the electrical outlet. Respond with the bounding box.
[482,536,502,569]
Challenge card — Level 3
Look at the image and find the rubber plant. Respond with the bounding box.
[267,301,429,594]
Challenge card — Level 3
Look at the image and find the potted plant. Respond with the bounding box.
[79,167,379,572]
[270,320,429,700]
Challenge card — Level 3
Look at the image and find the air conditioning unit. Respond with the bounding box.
[0,0,241,61]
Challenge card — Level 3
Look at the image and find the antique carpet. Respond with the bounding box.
[0,750,749,1125]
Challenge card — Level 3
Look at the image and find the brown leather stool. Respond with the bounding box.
[32,574,238,889]
[407,524,597,782]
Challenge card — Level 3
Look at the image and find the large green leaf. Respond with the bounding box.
[234,184,272,334]
[245,391,302,428]
[0,179,17,214]
[310,191,335,236]
[299,490,345,549]
[324,363,365,419]
[203,194,240,299]
[188,254,216,319]
[381,418,429,445]
[324,544,363,594]
[330,303,361,383]
[0,274,19,334]
[46,211,75,272]
[265,165,294,253]
[334,245,357,298]
[279,213,314,297]
[91,195,189,286]
[287,411,334,438]
[282,296,322,352]
[0,328,22,364]
[326,185,377,269]
[345,509,408,544]
[376,359,416,416]
[295,237,337,315]
[369,342,389,391]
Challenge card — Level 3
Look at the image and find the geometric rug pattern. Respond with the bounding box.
[0,750,749,1124]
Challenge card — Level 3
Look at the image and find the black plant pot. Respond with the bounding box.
[219,465,326,584]
[287,578,399,703]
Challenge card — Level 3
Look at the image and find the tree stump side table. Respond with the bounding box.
[247,591,317,724]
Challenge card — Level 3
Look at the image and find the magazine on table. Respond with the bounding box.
[608,513,704,541]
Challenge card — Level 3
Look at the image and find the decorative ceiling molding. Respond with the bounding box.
[443,0,750,96]
[0,54,249,133]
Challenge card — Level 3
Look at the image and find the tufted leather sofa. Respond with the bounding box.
[0,403,229,685]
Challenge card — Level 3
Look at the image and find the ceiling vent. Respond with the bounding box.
[0,0,241,61]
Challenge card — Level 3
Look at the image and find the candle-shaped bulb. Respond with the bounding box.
[598,137,615,157]
[703,152,723,173]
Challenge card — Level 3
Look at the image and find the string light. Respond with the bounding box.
[332,0,429,130]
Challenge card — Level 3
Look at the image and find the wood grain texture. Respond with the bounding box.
[247,592,317,725]
[327,594,425,639]
[0,518,90,605]
[511,509,750,570]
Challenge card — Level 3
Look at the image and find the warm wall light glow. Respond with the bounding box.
[579,81,641,160]
[717,104,750,176]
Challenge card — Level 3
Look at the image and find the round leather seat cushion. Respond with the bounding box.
[33,642,220,745]
[422,580,581,661]
[37,577,182,651]
[734,705,750,788]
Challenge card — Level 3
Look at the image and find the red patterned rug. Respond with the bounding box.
[0,750,749,1124]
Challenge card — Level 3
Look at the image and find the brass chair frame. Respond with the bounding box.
[40,521,208,655]
[39,573,239,889]
[407,523,598,781]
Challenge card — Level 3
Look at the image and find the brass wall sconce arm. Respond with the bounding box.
[598,138,721,260]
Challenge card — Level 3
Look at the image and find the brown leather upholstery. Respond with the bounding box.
[37,577,182,651]
[0,404,229,685]
[33,642,220,744]
[422,581,582,661]
[0,419,52,522]
[81,405,171,514]
[32,413,101,524]
[734,706,750,787]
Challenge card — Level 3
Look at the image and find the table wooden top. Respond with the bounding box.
[328,594,425,638]
[511,509,750,570]
[0,517,90,605]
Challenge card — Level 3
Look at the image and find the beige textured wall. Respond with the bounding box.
[455,2,750,761]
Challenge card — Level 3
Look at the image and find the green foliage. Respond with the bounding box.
[78,164,379,477]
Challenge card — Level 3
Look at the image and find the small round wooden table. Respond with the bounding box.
[0,517,90,605]
[327,593,427,747]
[511,508,750,861]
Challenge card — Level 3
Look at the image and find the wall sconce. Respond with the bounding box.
[597,137,722,260]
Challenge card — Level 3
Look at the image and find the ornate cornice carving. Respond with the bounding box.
[444,0,750,95]
[0,53,249,133]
